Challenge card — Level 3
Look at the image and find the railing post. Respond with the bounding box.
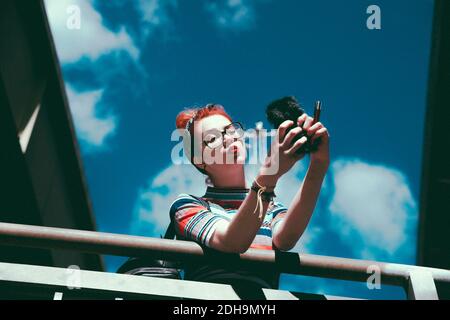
[407,270,439,300]
[53,292,63,300]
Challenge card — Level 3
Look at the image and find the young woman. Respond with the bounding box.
[169,103,330,290]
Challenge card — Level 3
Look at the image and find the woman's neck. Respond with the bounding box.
[209,165,246,189]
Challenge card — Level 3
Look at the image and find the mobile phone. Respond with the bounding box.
[313,100,321,124]
[298,100,322,154]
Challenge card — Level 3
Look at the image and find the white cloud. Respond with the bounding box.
[44,0,139,63]
[137,0,177,26]
[66,85,117,151]
[130,164,206,237]
[205,0,257,30]
[329,159,417,261]
[289,226,323,254]
[131,0,178,39]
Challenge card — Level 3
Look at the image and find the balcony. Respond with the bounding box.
[0,222,449,300]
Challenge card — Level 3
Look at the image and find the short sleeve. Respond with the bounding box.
[169,193,227,247]
[270,201,288,231]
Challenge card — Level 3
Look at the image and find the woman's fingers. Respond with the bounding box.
[280,126,302,150]
[277,118,326,152]
[303,116,315,131]
[277,120,294,143]
[307,122,324,134]
[297,114,307,127]
[285,136,308,156]
[306,122,324,139]
[311,127,329,143]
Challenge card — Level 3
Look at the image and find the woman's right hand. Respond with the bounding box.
[258,119,307,185]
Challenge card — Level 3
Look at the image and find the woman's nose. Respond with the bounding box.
[223,132,235,146]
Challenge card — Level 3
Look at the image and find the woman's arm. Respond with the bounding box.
[272,114,330,251]
[272,162,328,251]
[209,173,277,253]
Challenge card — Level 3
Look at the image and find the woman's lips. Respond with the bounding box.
[226,141,242,153]
[224,141,245,163]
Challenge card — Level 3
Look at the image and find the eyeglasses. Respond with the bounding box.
[203,122,245,149]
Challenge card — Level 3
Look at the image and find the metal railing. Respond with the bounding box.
[0,222,449,300]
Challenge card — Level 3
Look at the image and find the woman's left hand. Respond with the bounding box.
[297,114,330,169]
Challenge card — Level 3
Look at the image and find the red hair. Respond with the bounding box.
[176,104,232,130]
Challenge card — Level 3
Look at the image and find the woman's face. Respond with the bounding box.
[194,114,246,174]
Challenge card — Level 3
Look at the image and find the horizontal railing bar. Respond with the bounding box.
[0,222,449,288]
[0,261,362,300]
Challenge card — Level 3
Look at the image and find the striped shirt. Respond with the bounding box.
[169,186,288,288]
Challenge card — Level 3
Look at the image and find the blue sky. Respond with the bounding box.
[45,0,435,299]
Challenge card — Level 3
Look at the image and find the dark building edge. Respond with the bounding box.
[418,0,450,270]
